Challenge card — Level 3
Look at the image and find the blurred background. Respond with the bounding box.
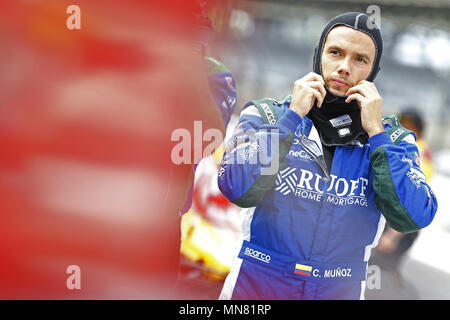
[0,0,449,299]
[180,0,450,300]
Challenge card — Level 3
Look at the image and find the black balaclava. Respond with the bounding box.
[307,12,383,147]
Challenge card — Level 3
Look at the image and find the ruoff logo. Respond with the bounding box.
[275,167,369,206]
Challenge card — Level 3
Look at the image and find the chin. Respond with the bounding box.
[328,86,347,97]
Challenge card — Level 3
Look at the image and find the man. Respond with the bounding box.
[217,12,437,300]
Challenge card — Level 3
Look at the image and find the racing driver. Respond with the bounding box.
[217,12,438,300]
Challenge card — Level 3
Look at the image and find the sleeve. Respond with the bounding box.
[205,56,237,128]
[218,105,301,208]
[369,131,438,233]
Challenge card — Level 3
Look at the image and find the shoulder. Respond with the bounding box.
[241,94,292,124]
[204,56,231,74]
[382,114,417,145]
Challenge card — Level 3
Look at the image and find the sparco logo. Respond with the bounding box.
[244,247,271,264]
[390,128,405,142]
[260,103,277,125]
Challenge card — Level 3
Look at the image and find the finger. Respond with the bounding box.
[306,80,326,94]
[315,82,327,102]
[346,84,370,97]
[357,80,374,87]
[304,72,325,85]
[345,93,365,105]
[309,87,324,108]
[294,80,325,97]
[362,80,380,95]
[304,80,323,86]
[308,82,326,105]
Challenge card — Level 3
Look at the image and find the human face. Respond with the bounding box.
[321,26,376,97]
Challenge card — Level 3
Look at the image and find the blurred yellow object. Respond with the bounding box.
[417,139,434,181]
[213,143,226,164]
[181,210,231,279]
[180,144,240,280]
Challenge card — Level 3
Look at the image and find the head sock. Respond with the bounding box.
[307,12,383,146]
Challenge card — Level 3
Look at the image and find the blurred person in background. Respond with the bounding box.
[175,54,237,297]
[178,144,243,299]
[398,108,434,180]
[171,0,238,298]
[160,0,238,297]
[367,107,435,300]
[218,12,437,300]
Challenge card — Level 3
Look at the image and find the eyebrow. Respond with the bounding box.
[327,45,372,62]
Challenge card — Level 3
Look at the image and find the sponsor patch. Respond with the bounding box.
[414,152,421,167]
[294,264,312,276]
[243,247,271,264]
[294,264,354,279]
[390,127,406,143]
[275,167,369,207]
[260,103,277,125]
[225,76,235,92]
[338,127,351,137]
[329,114,352,128]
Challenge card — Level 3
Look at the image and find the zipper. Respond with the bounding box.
[299,134,330,183]
[299,133,331,264]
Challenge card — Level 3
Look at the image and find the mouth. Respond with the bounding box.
[331,78,348,88]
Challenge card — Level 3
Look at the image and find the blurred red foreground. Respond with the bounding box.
[0,0,224,298]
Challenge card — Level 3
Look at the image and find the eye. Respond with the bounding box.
[330,50,340,56]
[356,57,367,64]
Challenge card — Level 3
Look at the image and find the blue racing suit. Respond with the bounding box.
[218,95,437,300]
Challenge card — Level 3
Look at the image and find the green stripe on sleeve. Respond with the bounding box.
[370,146,420,233]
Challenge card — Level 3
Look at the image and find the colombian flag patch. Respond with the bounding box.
[294,264,312,276]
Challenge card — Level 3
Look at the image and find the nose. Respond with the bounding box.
[336,57,351,77]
